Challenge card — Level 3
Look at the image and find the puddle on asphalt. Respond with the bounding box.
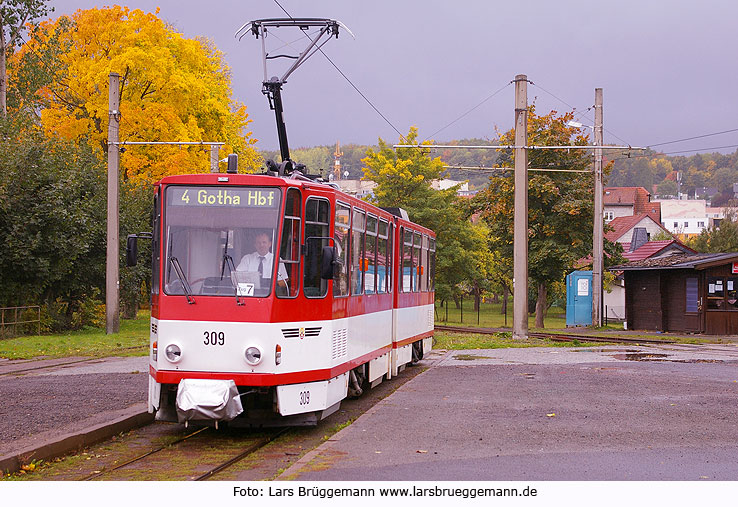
[611,352,669,361]
[573,348,641,353]
[611,352,725,363]
[453,354,493,361]
[671,359,724,364]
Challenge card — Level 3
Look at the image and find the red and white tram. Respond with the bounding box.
[132,168,435,426]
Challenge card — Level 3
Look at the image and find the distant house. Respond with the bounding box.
[604,187,661,223]
[431,179,469,193]
[334,179,377,199]
[605,214,670,245]
[705,206,738,229]
[621,239,696,263]
[655,199,709,237]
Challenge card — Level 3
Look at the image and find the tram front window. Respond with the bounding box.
[163,186,283,298]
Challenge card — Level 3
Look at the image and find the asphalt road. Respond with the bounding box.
[0,356,149,457]
[283,344,738,481]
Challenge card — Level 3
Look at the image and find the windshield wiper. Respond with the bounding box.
[222,255,247,306]
[221,254,236,280]
[168,256,195,304]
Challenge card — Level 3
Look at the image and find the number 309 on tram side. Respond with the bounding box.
[128,170,436,427]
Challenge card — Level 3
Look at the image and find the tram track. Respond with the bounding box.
[435,324,677,345]
[193,428,290,481]
[79,426,210,481]
[0,347,148,377]
[78,426,290,481]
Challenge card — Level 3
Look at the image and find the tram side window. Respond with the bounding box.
[386,222,393,293]
[351,209,366,295]
[402,229,413,292]
[420,235,429,292]
[365,215,378,294]
[277,188,301,298]
[413,232,422,292]
[334,202,350,297]
[377,219,389,294]
[304,198,330,298]
[429,238,436,291]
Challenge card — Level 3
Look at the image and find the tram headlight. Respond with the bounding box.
[165,343,182,363]
[244,346,263,366]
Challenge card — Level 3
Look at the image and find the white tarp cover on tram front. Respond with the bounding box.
[175,378,244,423]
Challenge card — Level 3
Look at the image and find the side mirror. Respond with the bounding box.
[226,153,238,174]
[321,245,337,280]
[126,234,138,267]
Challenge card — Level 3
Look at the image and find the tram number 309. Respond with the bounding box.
[203,331,225,346]
[299,390,311,406]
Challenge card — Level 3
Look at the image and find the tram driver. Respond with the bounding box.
[236,231,288,294]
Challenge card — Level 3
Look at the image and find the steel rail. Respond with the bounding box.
[193,428,291,481]
[0,348,148,377]
[80,427,210,481]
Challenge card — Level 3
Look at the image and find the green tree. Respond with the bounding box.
[119,180,153,319]
[10,6,260,182]
[472,109,594,328]
[656,179,677,197]
[0,115,105,322]
[687,211,738,253]
[709,167,738,192]
[362,127,491,306]
[0,0,52,116]
[0,113,152,329]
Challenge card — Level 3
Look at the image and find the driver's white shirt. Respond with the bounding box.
[236,251,288,280]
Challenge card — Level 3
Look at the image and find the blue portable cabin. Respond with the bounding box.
[566,270,593,327]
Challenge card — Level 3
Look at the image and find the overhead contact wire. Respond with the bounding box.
[424,81,512,142]
[273,0,404,139]
[646,128,738,148]
[531,81,633,147]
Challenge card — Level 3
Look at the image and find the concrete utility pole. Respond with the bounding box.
[210,145,219,173]
[106,72,121,334]
[513,75,529,340]
[592,88,604,328]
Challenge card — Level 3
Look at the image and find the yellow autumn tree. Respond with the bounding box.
[11,6,261,182]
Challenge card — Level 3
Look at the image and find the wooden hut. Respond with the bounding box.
[612,253,738,334]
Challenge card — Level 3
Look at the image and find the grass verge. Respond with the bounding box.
[0,311,149,360]
[434,331,600,349]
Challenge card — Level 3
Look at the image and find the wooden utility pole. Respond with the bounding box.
[513,75,529,340]
[106,72,121,334]
[592,88,604,327]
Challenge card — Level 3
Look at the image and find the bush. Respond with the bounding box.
[71,290,106,329]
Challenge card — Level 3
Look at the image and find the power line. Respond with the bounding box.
[530,81,632,147]
[646,128,738,149]
[609,143,738,162]
[423,81,512,141]
[273,0,404,139]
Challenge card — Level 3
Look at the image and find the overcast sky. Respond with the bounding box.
[46,1,738,155]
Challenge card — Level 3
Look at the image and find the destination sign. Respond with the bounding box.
[168,186,280,208]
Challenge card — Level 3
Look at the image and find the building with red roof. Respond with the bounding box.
[621,239,696,262]
[605,214,670,244]
[604,187,661,223]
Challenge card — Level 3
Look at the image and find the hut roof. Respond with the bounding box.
[611,252,738,271]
